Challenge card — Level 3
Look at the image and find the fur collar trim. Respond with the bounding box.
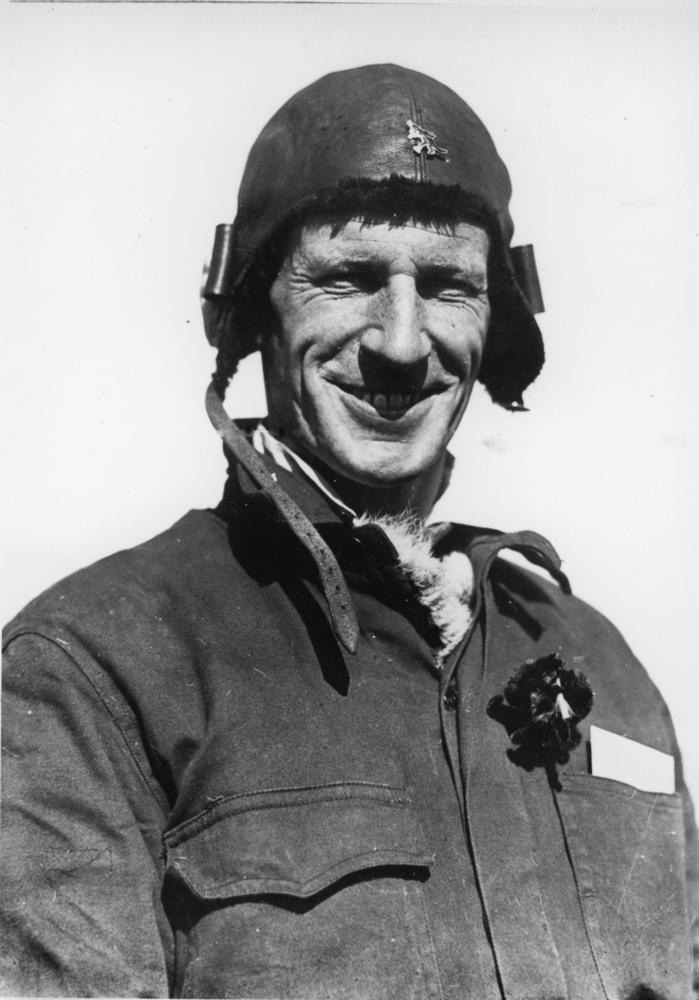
[356,512,473,670]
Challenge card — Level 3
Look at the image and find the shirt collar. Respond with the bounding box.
[252,423,358,520]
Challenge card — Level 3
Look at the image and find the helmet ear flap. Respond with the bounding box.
[509,244,544,316]
[478,278,545,409]
[208,295,263,397]
[204,237,268,396]
[476,238,545,410]
[210,300,256,397]
[201,289,232,349]
[201,224,238,348]
[202,236,265,396]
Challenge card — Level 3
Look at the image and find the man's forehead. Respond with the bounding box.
[292,217,490,267]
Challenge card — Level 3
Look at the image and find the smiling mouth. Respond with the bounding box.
[336,383,442,419]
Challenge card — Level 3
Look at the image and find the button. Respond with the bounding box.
[442,685,458,711]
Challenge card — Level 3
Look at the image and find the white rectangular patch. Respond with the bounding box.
[590,724,675,794]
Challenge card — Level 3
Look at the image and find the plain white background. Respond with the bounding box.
[2,2,698,800]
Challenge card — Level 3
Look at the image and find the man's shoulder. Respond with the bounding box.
[3,508,229,646]
[490,551,625,644]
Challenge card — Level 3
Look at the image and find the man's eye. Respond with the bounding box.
[418,278,486,301]
[316,270,379,294]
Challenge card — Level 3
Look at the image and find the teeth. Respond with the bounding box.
[345,386,424,411]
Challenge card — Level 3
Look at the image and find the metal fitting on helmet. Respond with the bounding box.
[203,63,545,410]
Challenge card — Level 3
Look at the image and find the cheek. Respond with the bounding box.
[465,302,490,363]
[262,312,329,429]
[437,309,489,376]
[469,326,488,372]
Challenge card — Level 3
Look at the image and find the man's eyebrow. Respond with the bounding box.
[419,262,488,284]
[308,254,385,272]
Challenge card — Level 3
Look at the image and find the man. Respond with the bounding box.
[2,63,697,998]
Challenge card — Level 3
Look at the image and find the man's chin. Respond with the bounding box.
[319,446,435,492]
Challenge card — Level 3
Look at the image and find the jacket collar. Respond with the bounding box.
[209,401,570,656]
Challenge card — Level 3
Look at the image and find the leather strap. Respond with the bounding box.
[206,382,359,654]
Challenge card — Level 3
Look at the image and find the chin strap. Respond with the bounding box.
[206,382,359,655]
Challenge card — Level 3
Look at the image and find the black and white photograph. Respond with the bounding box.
[2,2,698,996]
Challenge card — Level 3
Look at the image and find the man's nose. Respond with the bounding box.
[359,276,431,368]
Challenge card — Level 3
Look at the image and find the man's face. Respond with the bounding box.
[263,218,490,487]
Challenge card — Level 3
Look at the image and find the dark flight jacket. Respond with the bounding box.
[2,457,698,999]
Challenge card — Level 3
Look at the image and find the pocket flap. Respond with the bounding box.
[164,781,433,900]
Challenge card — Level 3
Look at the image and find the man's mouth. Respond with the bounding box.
[336,383,442,419]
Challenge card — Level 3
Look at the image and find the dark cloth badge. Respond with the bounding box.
[487,652,593,788]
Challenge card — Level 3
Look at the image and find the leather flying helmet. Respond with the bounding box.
[203,63,545,409]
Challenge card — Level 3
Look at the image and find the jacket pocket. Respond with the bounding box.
[163,781,440,1000]
[555,773,692,999]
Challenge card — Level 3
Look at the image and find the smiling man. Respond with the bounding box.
[2,65,698,999]
[263,218,490,514]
